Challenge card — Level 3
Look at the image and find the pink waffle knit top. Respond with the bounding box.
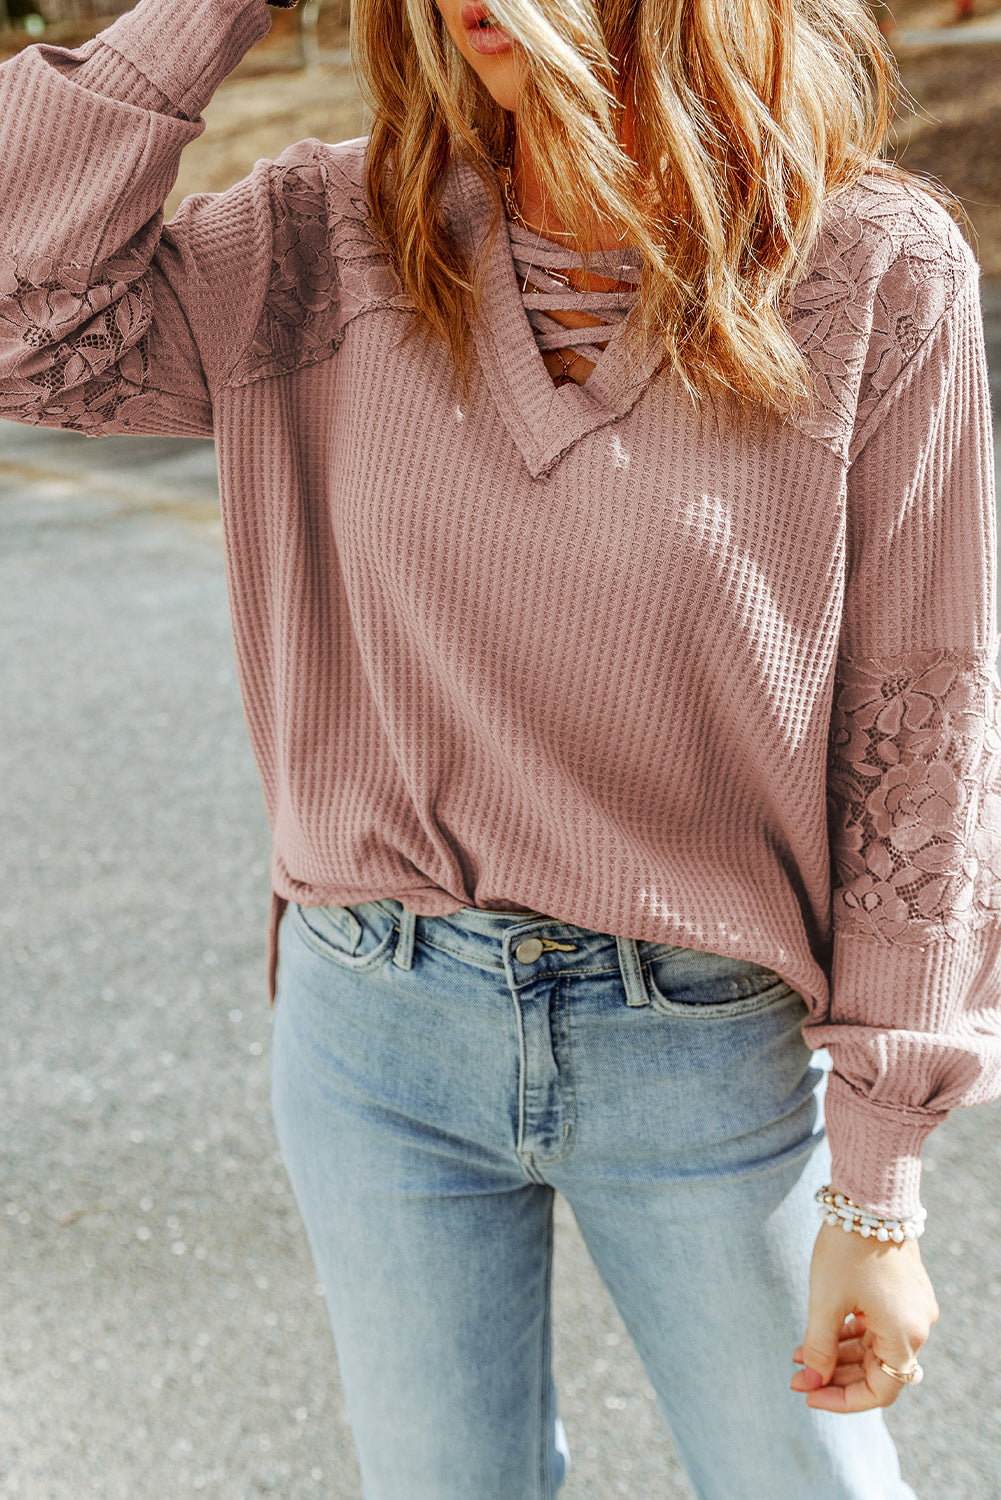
[2,0,1000,1219]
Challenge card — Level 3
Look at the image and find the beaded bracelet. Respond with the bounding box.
[814,1185,927,1242]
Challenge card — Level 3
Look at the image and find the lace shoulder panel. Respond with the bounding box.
[785,172,976,462]
[827,647,1001,945]
[225,136,414,389]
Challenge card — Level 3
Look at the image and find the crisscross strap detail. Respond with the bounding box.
[507,221,642,364]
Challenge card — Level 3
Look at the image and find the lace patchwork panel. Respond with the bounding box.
[0,235,160,432]
[785,176,972,461]
[827,647,1001,944]
[218,157,975,416]
[226,152,415,388]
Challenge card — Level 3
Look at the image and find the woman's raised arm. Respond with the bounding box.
[0,0,290,439]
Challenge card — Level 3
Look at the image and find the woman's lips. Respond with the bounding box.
[460,2,514,53]
[467,23,514,53]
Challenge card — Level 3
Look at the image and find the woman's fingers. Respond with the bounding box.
[793,1328,920,1404]
[793,1311,920,1404]
[791,1355,865,1391]
[797,1314,866,1350]
[792,1325,865,1369]
[804,1350,910,1412]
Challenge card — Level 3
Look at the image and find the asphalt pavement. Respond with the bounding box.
[2,285,1001,1499]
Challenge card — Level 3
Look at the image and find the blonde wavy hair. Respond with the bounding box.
[350,0,965,416]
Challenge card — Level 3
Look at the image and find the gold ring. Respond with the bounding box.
[875,1356,924,1386]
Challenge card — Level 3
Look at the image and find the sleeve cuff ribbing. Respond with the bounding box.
[823,1070,944,1221]
[86,0,273,122]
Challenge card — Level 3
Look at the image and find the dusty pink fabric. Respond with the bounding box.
[2,0,1000,1218]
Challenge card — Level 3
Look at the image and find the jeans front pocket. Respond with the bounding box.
[291,901,397,973]
[643,943,799,1018]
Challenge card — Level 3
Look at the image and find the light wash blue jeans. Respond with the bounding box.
[270,897,916,1500]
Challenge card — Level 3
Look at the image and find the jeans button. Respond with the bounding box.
[514,937,544,963]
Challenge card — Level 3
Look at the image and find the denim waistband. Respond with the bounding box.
[369,897,679,1007]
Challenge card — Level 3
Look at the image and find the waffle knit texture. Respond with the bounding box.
[1,0,1000,1218]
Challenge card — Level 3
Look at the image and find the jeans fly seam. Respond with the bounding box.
[511,984,529,1163]
[559,976,578,1158]
[529,977,577,1167]
[523,978,578,1171]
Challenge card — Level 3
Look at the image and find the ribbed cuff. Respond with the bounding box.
[90,0,273,121]
[823,1071,945,1220]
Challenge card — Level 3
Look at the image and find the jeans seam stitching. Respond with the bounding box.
[646,988,799,1019]
[540,1193,556,1500]
[289,905,397,972]
[560,976,577,1157]
[511,986,528,1162]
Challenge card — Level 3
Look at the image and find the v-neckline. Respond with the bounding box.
[447,153,666,481]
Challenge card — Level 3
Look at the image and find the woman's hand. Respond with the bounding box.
[790,1221,939,1412]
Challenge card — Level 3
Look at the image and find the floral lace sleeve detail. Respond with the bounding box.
[827,648,1001,944]
[786,173,974,463]
[226,141,415,389]
[0,228,189,435]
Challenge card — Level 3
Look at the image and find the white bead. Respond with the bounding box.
[834,1194,846,1207]
[876,1226,889,1241]
[826,1212,839,1227]
[842,1218,855,1233]
[891,1226,905,1243]
[860,1223,872,1237]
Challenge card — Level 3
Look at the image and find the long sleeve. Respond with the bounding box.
[804,260,1001,1219]
[0,0,280,438]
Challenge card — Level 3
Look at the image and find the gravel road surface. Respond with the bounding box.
[2,288,1001,1498]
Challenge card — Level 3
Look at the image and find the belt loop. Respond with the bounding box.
[616,935,649,1007]
[393,905,416,970]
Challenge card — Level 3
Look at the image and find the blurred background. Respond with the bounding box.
[1,2,1000,1497]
